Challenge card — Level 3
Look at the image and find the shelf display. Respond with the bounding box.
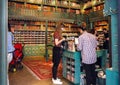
[9,18,79,57]
[84,1,104,14]
[93,20,109,49]
[94,20,109,31]
[8,0,96,57]
[62,50,81,84]
[14,30,46,44]
[10,20,79,44]
[9,0,80,14]
[62,50,107,84]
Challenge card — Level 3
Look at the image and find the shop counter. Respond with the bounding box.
[62,51,80,85]
[62,49,107,85]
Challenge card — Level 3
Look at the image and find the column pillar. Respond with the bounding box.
[104,0,119,85]
[45,20,49,61]
[118,0,120,82]
[0,0,8,85]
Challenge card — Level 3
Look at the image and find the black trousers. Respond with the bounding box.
[83,63,96,85]
[52,46,62,79]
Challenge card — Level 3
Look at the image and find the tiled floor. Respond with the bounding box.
[9,57,73,85]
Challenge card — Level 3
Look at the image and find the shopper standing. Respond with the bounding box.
[103,28,109,53]
[7,23,15,85]
[103,28,111,67]
[77,22,98,85]
[52,23,65,84]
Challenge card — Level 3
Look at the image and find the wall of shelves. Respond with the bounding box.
[88,15,110,49]
[9,18,79,57]
[9,20,50,44]
[94,20,109,49]
[94,20,109,31]
[8,0,105,57]
[9,0,80,14]
[8,0,106,58]
[13,27,79,45]
[83,1,104,14]
[14,30,46,44]
[9,20,79,45]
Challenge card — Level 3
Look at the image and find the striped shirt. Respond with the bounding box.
[77,31,97,64]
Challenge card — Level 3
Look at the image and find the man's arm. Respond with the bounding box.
[77,37,83,51]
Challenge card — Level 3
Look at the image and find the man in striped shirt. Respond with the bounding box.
[77,22,98,85]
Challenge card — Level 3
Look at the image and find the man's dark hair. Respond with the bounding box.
[8,23,11,32]
[78,26,86,31]
[103,28,107,31]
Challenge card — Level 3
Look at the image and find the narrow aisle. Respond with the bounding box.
[9,57,73,85]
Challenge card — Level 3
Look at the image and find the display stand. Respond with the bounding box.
[62,50,107,85]
[62,50,81,85]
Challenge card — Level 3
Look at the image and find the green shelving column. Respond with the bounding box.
[104,0,119,85]
[45,20,49,61]
[62,50,81,85]
[118,0,120,83]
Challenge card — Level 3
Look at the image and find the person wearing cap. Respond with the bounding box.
[77,22,98,85]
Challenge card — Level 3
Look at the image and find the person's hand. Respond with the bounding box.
[62,37,66,41]
[106,38,109,40]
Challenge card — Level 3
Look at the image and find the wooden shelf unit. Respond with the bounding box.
[94,20,109,31]
[84,1,104,14]
[8,0,80,57]
[9,0,81,14]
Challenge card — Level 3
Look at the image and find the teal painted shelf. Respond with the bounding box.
[62,50,107,85]
[62,50,81,84]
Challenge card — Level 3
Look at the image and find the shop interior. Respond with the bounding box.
[4,0,118,85]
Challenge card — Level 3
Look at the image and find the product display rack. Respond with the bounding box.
[8,0,85,58]
[14,29,48,44]
[83,1,104,14]
[10,19,79,44]
[88,15,111,49]
[8,0,81,16]
[94,19,110,49]
[62,50,81,85]
[94,20,109,31]
[62,49,107,85]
